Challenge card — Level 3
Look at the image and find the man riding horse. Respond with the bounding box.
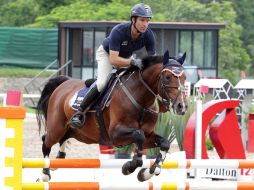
[71,3,156,128]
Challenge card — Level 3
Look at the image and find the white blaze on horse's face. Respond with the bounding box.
[177,77,187,114]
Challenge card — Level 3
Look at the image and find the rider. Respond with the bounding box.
[70,3,156,128]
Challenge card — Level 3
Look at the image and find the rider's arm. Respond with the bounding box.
[108,26,132,68]
[109,50,131,68]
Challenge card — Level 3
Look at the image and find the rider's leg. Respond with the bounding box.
[70,45,112,128]
[96,45,113,92]
[70,82,100,128]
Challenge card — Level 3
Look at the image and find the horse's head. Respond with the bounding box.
[157,50,188,115]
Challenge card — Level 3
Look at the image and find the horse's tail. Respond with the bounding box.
[36,75,69,133]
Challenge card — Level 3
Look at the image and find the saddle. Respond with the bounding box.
[71,69,127,112]
[70,68,133,145]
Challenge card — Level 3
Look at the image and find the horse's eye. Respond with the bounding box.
[164,74,171,80]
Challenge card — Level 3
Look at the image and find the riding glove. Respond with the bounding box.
[130,58,144,70]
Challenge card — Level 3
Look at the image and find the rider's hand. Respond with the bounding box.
[130,58,144,70]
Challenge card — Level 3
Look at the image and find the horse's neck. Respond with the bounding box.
[142,64,161,92]
[123,65,161,107]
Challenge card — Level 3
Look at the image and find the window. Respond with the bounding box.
[94,29,106,65]
[179,31,192,65]
[83,29,93,66]
[82,28,106,79]
[83,28,105,67]
[177,30,216,68]
[154,29,163,53]
[193,31,204,67]
[146,29,177,57]
[204,31,215,67]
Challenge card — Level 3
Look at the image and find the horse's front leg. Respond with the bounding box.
[137,133,170,182]
[111,127,145,175]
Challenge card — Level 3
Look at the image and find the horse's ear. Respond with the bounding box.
[163,50,169,65]
[177,52,186,65]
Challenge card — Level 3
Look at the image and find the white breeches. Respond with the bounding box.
[96,45,112,92]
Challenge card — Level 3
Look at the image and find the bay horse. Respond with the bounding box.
[36,50,187,182]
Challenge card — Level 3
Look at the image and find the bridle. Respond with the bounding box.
[158,63,186,110]
[117,62,186,125]
[137,63,185,111]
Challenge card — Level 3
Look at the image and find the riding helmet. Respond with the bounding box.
[130,3,153,18]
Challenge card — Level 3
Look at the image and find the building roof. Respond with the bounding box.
[58,21,225,30]
[194,79,232,89]
[234,79,254,89]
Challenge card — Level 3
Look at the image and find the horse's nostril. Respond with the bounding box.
[178,103,183,109]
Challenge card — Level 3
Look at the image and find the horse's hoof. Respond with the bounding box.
[56,151,66,159]
[42,168,51,182]
[122,161,131,175]
[137,168,154,182]
[154,167,161,176]
[41,174,51,182]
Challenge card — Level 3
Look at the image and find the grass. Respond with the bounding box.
[26,106,36,113]
[0,67,55,78]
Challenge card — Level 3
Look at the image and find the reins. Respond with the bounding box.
[117,71,159,126]
[158,63,186,110]
[117,62,185,126]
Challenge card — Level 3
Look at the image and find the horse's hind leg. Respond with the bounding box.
[49,138,68,172]
[41,133,69,181]
[56,137,68,159]
[111,127,145,175]
[41,134,52,182]
[137,133,170,182]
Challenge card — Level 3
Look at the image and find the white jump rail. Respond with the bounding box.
[0,93,40,106]
[22,158,254,169]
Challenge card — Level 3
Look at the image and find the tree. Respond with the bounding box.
[230,0,254,76]
[197,0,254,79]
[28,0,250,83]
[0,0,249,83]
[206,1,250,83]
[144,0,250,84]
[35,0,76,15]
[0,0,40,26]
[0,0,77,26]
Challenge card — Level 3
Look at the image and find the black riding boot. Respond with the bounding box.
[70,83,100,128]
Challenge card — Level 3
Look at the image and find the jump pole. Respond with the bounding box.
[22,158,254,169]
[21,181,254,190]
[194,89,203,160]
[194,85,209,178]
[1,106,254,190]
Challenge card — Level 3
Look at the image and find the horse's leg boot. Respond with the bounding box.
[70,83,100,128]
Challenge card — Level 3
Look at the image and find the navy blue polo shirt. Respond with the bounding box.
[102,22,155,58]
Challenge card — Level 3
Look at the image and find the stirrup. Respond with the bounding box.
[70,112,85,129]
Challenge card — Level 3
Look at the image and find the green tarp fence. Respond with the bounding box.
[0,27,57,69]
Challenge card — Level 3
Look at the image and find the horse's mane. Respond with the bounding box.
[142,55,163,70]
[142,54,180,70]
